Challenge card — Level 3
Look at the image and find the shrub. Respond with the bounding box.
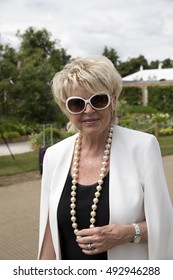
[30,127,74,147]
[3,131,20,140]
[129,105,158,114]
[0,118,42,136]
[159,128,173,135]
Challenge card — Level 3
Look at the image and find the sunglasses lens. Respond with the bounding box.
[91,94,109,109]
[67,98,85,113]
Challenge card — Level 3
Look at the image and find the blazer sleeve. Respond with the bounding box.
[143,135,173,259]
[37,134,77,259]
[37,149,51,259]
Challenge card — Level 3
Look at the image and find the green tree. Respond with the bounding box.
[15,57,56,122]
[102,46,120,67]
[148,86,173,114]
[17,27,55,58]
[50,48,71,72]
[13,27,70,124]
[118,55,149,77]
[0,44,17,118]
[162,58,173,68]
[149,60,160,69]
[149,58,173,69]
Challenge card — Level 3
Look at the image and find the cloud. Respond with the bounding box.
[0,0,173,62]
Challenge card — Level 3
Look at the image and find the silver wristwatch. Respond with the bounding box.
[131,223,141,243]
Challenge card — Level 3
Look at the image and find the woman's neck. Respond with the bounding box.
[81,127,110,156]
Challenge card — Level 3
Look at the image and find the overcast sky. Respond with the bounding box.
[0,0,173,63]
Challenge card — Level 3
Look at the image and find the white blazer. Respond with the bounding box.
[38,125,173,259]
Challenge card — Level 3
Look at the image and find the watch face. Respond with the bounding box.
[134,235,141,243]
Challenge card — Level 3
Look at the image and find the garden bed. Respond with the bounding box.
[0,135,29,144]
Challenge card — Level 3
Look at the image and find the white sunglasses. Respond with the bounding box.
[66,93,111,114]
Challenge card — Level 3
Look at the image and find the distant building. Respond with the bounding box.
[123,65,173,82]
[122,65,173,105]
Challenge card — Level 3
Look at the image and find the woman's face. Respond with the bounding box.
[67,86,113,137]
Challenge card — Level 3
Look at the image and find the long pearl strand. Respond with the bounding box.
[70,123,114,235]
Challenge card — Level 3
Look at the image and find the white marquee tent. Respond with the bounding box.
[122,66,173,105]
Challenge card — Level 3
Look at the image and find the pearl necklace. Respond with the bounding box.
[70,123,114,235]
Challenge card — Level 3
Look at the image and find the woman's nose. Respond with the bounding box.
[84,103,95,113]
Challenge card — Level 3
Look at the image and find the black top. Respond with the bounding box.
[57,171,109,260]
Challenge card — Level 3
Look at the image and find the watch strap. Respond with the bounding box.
[131,223,141,243]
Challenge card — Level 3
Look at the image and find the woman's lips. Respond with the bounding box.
[83,118,98,124]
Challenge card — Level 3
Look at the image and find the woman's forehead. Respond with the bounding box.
[71,84,110,98]
[71,86,93,97]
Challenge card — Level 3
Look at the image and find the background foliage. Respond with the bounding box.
[0,27,173,140]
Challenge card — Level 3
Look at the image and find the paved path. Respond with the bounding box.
[0,155,172,260]
[0,179,41,260]
[0,141,32,156]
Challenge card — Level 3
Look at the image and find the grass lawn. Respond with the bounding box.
[0,150,39,176]
[158,135,173,157]
[0,135,172,177]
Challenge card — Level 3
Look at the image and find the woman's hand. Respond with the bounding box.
[76,224,134,255]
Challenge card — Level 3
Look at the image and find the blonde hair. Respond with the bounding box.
[52,55,122,119]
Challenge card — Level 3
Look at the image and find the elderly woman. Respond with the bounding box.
[38,55,173,260]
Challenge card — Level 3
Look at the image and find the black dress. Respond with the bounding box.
[57,171,109,260]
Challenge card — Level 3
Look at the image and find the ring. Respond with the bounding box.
[87,243,95,250]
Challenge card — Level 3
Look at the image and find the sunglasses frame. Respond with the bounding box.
[66,93,111,114]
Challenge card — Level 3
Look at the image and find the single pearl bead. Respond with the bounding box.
[70,202,76,207]
[70,209,76,215]
[90,217,96,224]
[102,161,107,166]
[103,155,108,160]
[98,179,103,185]
[71,184,77,190]
[71,191,76,196]
[91,204,97,210]
[72,173,78,179]
[95,191,100,197]
[106,144,111,149]
[101,167,106,173]
[91,211,96,217]
[72,222,78,228]
[90,224,95,228]
[73,167,78,173]
[96,185,102,191]
[93,198,99,204]
[74,156,79,161]
[107,138,112,143]
[71,216,76,222]
[71,197,76,202]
